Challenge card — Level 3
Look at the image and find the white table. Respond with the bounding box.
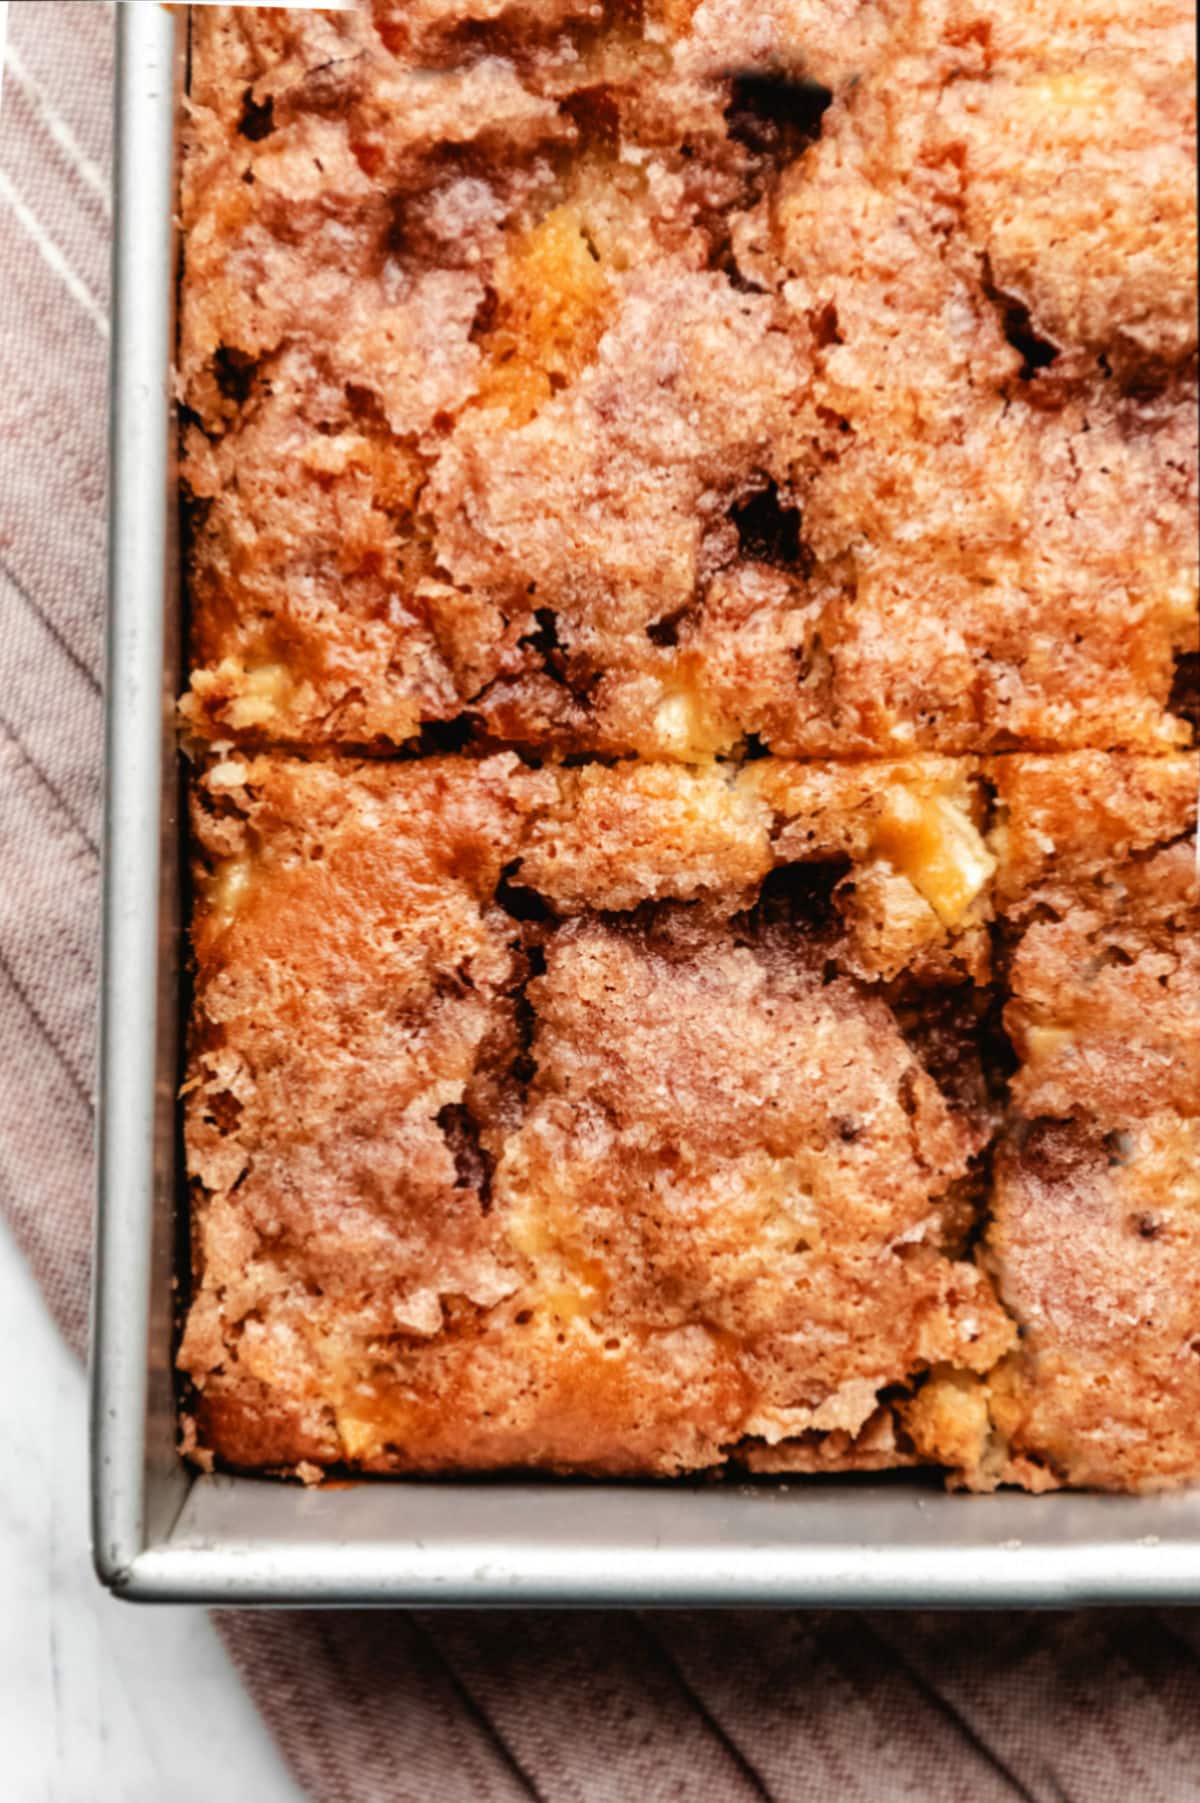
[0,1218,300,1803]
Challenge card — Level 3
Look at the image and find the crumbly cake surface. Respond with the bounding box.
[181,752,1013,1475]
[179,0,1197,759]
[179,3,1199,1491]
[975,756,1200,1491]
[180,751,1199,1487]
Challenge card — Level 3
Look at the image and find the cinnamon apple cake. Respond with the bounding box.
[177,1,1199,1489]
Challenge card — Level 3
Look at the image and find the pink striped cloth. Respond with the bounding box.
[3,6,1200,1799]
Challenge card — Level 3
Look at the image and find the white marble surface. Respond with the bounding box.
[0,1218,301,1803]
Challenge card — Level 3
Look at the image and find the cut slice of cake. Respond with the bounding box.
[179,752,1015,1477]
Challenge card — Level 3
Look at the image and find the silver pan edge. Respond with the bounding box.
[90,1,1200,1606]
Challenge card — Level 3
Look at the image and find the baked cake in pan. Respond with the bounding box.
[177,1,1199,1490]
[178,0,1197,759]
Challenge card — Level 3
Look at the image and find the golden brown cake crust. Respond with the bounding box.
[178,1,1200,1494]
[974,754,1200,1492]
[178,0,1197,758]
[180,747,1199,1488]
[180,753,1018,1477]
[985,1114,1200,1494]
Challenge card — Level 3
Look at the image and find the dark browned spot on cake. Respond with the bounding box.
[520,607,566,666]
[496,860,555,924]
[646,605,695,648]
[1169,650,1200,732]
[561,85,622,151]
[412,715,478,756]
[436,1103,494,1208]
[731,481,813,574]
[811,301,843,348]
[725,74,833,158]
[236,88,275,142]
[744,857,849,940]
[982,261,1060,380]
[213,346,259,408]
[201,1089,244,1135]
[1017,1117,1106,1185]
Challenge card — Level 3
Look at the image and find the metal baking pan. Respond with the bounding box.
[91,1,1200,1606]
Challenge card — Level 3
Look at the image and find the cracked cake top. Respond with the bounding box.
[179,751,1015,1476]
[178,0,1197,758]
[176,4,1200,1493]
[179,751,1200,1488]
